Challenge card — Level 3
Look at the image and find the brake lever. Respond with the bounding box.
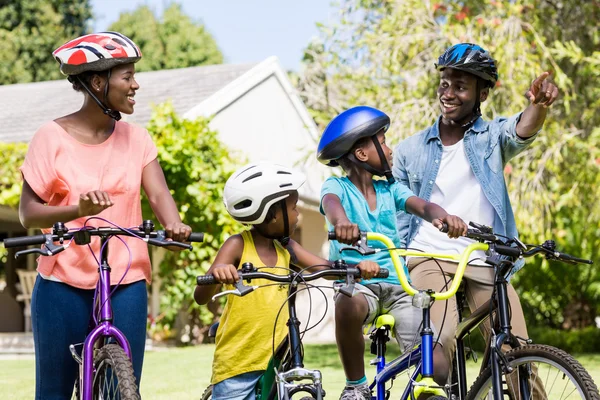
[339,231,376,256]
[15,248,52,258]
[211,280,257,301]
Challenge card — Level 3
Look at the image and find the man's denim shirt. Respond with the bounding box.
[393,114,538,273]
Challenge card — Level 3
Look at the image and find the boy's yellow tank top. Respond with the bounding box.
[211,230,291,384]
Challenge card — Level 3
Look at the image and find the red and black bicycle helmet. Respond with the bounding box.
[53,32,142,120]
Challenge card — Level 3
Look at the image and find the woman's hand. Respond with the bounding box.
[164,221,193,251]
[78,191,113,217]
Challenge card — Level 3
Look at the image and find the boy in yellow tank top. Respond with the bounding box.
[194,162,380,400]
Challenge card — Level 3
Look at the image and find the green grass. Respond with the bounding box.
[1,346,599,399]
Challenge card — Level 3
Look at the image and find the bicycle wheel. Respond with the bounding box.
[200,384,212,400]
[92,344,140,400]
[466,344,600,400]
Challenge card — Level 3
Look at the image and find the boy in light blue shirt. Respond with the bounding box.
[317,105,467,400]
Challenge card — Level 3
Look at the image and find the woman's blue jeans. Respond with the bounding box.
[31,276,147,399]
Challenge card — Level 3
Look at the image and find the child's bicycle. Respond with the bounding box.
[3,219,204,400]
[332,223,598,400]
[196,261,389,400]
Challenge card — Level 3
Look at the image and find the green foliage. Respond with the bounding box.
[144,102,242,343]
[299,0,600,329]
[108,3,223,72]
[0,0,92,84]
[0,142,27,207]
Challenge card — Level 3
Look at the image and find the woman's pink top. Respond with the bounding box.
[20,120,158,289]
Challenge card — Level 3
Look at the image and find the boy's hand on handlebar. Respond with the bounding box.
[333,220,360,245]
[356,260,380,280]
[78,191,113,217]
[210,264,240,284]
[434,215,468,238]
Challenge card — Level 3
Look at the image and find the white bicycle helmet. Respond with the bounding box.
[224,162,306,224]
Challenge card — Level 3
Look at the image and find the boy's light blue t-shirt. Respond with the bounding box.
[320,176,416,285]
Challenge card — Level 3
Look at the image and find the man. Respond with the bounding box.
[392,43,558,383]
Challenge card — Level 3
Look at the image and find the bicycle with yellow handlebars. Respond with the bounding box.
[329,221,599,400]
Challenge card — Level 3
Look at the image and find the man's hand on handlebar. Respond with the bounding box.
[434,214,468,238]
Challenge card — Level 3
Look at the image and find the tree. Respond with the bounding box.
[108,3,223,72]
[299,0,600,329]
[143,102,242,344]
[0,0,92,84]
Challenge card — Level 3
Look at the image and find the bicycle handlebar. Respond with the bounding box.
[197,262,389,300]
[328,224,592,300]
[3,221,204,258]
[196,267,389,286]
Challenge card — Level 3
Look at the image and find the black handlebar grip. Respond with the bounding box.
[375,269,389,278]
[196,275,218,285]
[328,232,336,240]
[439,223,449,233]
[558,252,594,265]
[494,245,521,258]
[188,232,204,243]
[3,235,48,248]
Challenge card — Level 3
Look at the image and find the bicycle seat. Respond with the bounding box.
[208,322,219,338]
[364,314,395,335]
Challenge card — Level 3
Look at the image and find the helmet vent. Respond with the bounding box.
[242,172,262,183]
[280,183,292,188]
[112,37,127,47]
[234,199,252,210]
[277,171,291,175]
[104,44,116,50]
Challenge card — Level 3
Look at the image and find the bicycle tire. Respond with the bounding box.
[200,384,212,400]
[92,344,140,400]
[466,344,600,400]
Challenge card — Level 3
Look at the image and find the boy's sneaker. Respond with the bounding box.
[339,383,371,400]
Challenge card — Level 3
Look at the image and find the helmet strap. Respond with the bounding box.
[461,79,481,129]
[75,71,122,121]
[346,136,395,184]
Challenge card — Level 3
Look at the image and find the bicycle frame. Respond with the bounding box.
[452,258,529,400]
[78,234,133,400]
[362,232,488,399]
[256,283,324,400]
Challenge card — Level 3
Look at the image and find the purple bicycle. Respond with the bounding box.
[3,219,204,400]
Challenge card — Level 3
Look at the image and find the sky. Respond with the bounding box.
[91,0,336,71]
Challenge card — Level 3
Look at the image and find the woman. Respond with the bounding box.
[18,32,191,398]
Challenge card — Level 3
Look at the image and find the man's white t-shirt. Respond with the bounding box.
[410,139,495,265]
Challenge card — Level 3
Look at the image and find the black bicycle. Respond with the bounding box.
[196,261,388,400]
[449,222,599,399]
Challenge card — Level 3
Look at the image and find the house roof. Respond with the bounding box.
[0,63,256,143]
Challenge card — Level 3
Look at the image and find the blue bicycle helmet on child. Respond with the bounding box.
[317,106,394,183]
